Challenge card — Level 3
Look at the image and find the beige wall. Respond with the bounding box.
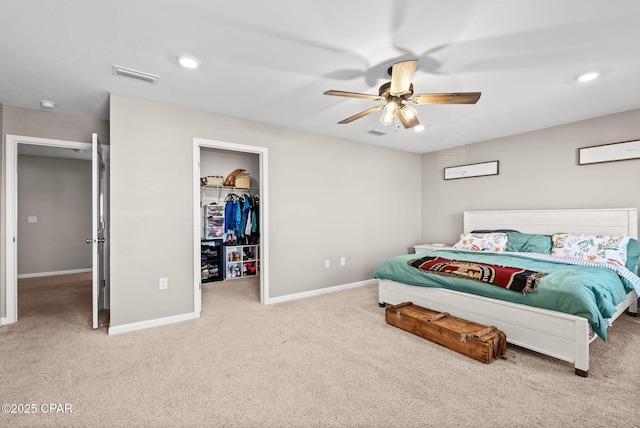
[2,106,110,145]
[109,94,421,327]
[8,96,638,331]
[1,105,109,319]
[17,155,92,275]
[420,108,640,245]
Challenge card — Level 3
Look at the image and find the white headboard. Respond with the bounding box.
[463,208,638,239]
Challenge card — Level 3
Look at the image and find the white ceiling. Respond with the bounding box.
[2,0,640,154]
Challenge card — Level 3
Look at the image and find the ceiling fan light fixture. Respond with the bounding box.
[380,100,399,126]
[398,104,420,129]
[323,58,481,129]
[382,101,398,116]
[380,111,395,126]
[399,104,417,120]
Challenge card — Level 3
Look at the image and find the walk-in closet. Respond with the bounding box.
[199,148,260,287]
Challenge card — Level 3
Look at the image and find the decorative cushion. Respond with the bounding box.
[551,233,630,267]
[453,233,508,252]
[507,232,552,254]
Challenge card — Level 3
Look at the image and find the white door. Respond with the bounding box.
[91,133,106,329]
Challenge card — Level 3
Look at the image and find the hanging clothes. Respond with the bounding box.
[245,205,252,236]
[238,195,250,238]
[252,195,259,234]
[224,192,260,245]
[224,194,240,235]
[224,195,234,233]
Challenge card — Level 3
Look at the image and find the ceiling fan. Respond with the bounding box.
[323,59,481,129]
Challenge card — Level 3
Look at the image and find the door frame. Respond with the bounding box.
[192,138,269,315]
[3,134,100,325]
[91,133,107,329]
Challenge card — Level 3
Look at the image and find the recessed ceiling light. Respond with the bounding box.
[414,124,425,132]
[575,71,600,83]
[177,55,200,69]
[40,100,56,109]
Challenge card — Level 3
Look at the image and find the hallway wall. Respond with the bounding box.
[17,155,92,276]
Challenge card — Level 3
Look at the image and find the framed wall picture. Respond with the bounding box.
[444,161,499,180]
[579,139,640,165]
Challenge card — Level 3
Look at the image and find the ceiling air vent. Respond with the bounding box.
[367,129,387,136]
[112,65,160,84]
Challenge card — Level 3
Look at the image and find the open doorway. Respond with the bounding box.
[3,134,109,328]
[17,147,92,278]
[192,138,269,316]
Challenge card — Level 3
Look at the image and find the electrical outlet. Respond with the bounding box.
[159,277,168,290]
[340,257,346,266]
[325,259,330,268]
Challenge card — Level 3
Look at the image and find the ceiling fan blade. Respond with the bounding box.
[410,92,482,105]
[337,105,384,124]
[324,90,385,101]
[390,60,418,96]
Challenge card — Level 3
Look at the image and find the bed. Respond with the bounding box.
[375,208,640,377]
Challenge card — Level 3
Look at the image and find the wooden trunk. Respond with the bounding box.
[385,302,506,364]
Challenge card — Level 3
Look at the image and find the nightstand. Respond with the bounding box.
[413,243,454,253]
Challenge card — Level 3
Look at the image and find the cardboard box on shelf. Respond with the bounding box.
[234,173,250,189]
[201,176,224,186]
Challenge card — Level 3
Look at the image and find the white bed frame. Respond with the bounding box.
[379,208,639,376]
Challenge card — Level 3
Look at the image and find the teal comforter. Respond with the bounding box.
[373,250,634,340]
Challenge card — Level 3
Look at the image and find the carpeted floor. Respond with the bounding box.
[1,273,639,427]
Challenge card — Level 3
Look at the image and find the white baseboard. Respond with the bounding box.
[0,317,11,326]
[18,268,92,279]
[264,279,376,305]
[108,312,196,335]
[108,280,375,334]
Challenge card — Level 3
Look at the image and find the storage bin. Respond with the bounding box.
[201,176,224,186]
[234,173,250,189]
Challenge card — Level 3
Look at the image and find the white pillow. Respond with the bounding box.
[452,233,508,252]
[551,233,630,267]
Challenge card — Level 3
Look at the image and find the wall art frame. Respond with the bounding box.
[578,139,640,165]
[444,160,499,180]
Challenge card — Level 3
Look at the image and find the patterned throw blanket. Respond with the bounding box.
[408,256,547,294]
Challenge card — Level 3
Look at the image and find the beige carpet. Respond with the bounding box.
[1,273,639,428]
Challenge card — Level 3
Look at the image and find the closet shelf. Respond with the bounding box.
[201,185,259,205]
[201,185,258,192]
